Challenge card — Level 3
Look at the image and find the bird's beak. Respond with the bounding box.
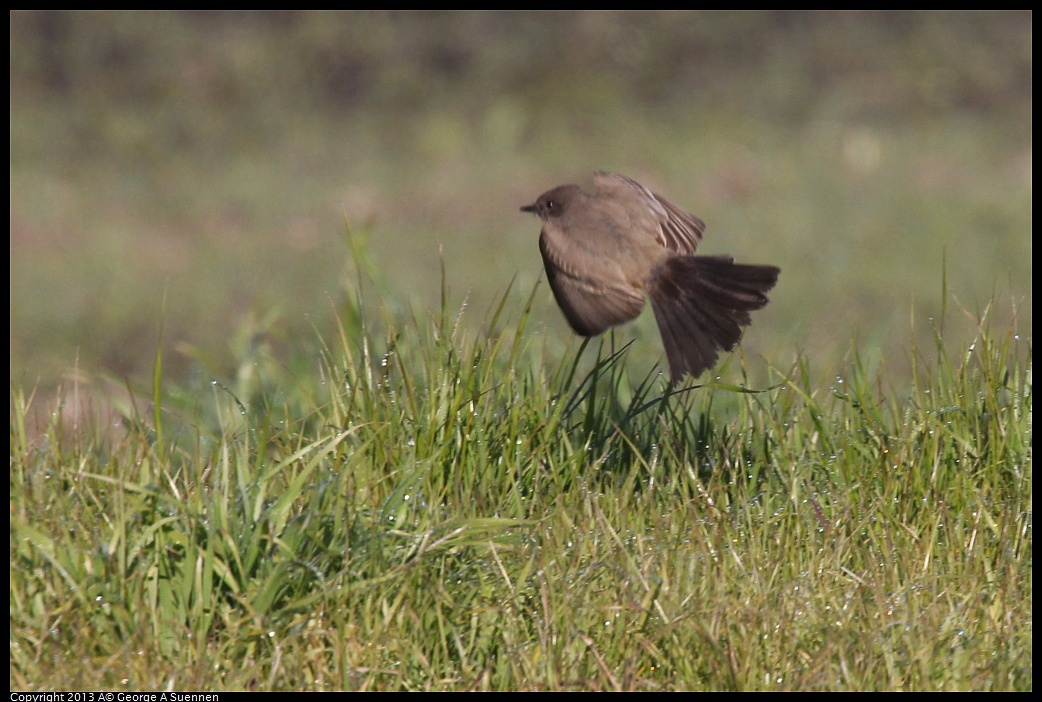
[520,203,537,213]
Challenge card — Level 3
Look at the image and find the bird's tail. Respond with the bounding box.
[648,255,780,384]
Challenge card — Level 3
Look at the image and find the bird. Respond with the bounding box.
[520,171,780,385]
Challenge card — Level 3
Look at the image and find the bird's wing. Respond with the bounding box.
[593,171,705,255]
[539,232,645,336]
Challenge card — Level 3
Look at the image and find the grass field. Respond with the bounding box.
[9,12,1032,691]
[10,261,1032,690]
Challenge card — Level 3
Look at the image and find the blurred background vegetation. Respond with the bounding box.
[9,10,1032,396]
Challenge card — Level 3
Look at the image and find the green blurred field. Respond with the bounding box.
[10,11,1031,394]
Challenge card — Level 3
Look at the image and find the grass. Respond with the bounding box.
[10,233,1032,690]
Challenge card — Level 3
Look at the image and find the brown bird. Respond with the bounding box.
[521,171,780,384]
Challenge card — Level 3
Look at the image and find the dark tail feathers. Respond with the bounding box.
[648,255,779,384]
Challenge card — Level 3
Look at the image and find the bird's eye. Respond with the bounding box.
[546,200,557,210]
